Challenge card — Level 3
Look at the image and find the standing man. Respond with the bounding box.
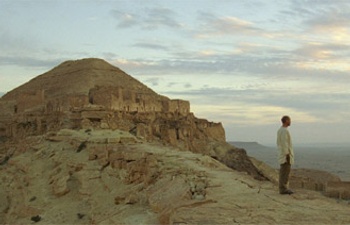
[277,115,294,195]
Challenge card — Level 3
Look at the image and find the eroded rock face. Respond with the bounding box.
[0,59,220,147]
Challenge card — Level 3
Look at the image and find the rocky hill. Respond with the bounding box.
[0,58,349,224]
[0,58,264,180]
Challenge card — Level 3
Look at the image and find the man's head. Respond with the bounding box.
[281,115,291,127]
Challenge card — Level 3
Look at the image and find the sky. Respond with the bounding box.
[1,0,350,145]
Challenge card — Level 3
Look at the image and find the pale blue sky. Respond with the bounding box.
[1,0,350,144]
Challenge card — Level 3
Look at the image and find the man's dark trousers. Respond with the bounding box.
[279,161,291,193]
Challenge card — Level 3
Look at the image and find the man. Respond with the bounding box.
[277,115,294,195]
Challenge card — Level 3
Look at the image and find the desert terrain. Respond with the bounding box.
[0,58,349,224]
[1,129,350,224]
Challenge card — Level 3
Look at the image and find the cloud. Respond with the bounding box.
[0,29,38,53]
[144,7,182,29]
[282,1,350,41]
[111,10,138,28]
[101,52,119,60]
[132,42,169,51]
[193,12,286,39]
[192,103,318,126]
[144,77,160,86]
[184,83,192,88]
[111,58,157,71]
[111,7,182,30]
[0,56,64,68]
[111,48,350,82]
[167,82,177,88]
[163,86,350,125]
[294,42,350,59]
[304,7,350,30]
[195,12,261,38]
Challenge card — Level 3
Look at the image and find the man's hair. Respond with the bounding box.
[281,115,290,124]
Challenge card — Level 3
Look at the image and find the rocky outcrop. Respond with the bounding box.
[0,58,264,180]
[0,59,216,146]
[324,181,350,199]
[0,129,349,224]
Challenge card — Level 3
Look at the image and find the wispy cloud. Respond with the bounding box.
[304,6,350,30]
[132,42,169,51]
[184,83,192,88]
[110,48,350,82]
[144,7,183,29]
[195,12,261,38]
[0,29,38,53]
[193,12,288,39]
[0,56,64,68]
[111,7,183,30]
[144,77,160,86]
[163,86,350,126]
[294,42,350,60]
[282,1,350,41]
[111,10,138,28]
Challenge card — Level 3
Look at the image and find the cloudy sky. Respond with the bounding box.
[1,0,350,145]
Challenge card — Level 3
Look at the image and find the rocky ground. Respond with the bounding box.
[1,129,350,224]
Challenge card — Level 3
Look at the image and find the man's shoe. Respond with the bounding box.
[280,190,294,195]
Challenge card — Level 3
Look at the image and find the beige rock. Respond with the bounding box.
[119,136,136,144]
[250,157,279,184]
[52,175,70,197]
[107,137,120,144]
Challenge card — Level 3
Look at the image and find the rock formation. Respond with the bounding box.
[0,58,191,138]
[0,58,264,180]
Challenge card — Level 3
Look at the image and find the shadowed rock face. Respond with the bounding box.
[0,58,265,180]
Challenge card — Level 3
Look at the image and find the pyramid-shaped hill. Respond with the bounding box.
[2,58,159,100]
[0,58,195,136]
